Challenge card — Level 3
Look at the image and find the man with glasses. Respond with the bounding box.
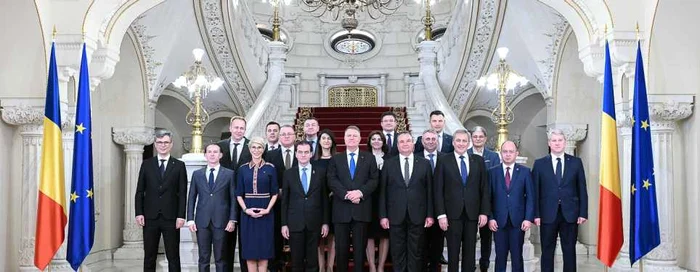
[135,129,188,272]
[467,126,500,272]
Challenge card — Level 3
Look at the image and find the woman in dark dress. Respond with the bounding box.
[314,129,337,272]
[366,130,390,272]
[236,137,278,272]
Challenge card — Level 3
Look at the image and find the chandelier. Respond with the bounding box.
[475,47,528,151]
[300,0,404,31]
[172,48,224,153]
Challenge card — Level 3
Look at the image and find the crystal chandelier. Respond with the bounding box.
[172,48,224,153]
[300,0,405,31]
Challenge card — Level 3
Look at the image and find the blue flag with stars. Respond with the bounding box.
[67,43,95,270]
[629,41,661,264]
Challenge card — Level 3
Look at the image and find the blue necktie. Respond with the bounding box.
[349,153,356,180]
[386,133,392,148]
[460,155,468,186]
[208,168,215,190]
[301,167,309,194]
[555,158,562,184]
[428,154,435,172]
[159,159,166,178]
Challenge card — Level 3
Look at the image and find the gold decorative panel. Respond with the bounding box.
[328,86,378,107]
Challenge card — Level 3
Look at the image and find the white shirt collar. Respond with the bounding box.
[399,153,413,161]
[423,150,437,157]
[157,154,170,161]
[207,164,221,172]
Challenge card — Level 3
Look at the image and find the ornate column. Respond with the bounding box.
[613,101,638,271]
[642,95,693,271]
[1,99,74,271]
[112,126,154,260]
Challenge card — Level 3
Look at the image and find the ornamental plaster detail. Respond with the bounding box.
[537,14,569,96]
[129,17,163,104]
[450,0,499,111]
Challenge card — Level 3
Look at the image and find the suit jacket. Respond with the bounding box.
[434,152,490,221]
[532,154,589,224]
[384,131,399,157]
[281,163,330,232]
[187,167,238,228]
[135,156,188,220]
[218,138,252,171]
[414,150,445,173]
[266,146,299,184]
[379,155,433,225]
[327,150,379,223]
[488,164,535,227]
[414,133,454,154]
[468,147,501,169]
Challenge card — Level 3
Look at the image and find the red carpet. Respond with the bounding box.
[295,107,409,152]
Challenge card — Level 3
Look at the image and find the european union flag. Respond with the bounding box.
[629,41,660,264]
[67,44,95,270]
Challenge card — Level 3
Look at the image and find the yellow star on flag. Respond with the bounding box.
[631,184,637,195]
[86,189,94,198]
[76,123,86,134]
[70,191,80,202]
[643,179,652,190]
[641,120,650,131]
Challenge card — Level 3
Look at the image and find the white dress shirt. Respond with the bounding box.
[157,154,170,172]
[207,164,221,182]
[437,132,443,152]
[472,148,484,157]
[453,151,471,177]
[551,153,565,174]
[502,163,515,177]
[346,148,360,169]
[399,154,414,181]
[298,163,312,187]
[282,145,295,166]
[229,139,244,162]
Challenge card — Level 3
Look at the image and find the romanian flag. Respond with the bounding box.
[67,44,95,270]
[34,42,67,270]
[596,41,623,267]
[630,40,660,264]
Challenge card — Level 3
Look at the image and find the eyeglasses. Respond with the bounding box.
[280,133,295,136]
[155,141,171,145]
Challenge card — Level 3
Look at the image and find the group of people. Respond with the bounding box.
[134,110,589,272]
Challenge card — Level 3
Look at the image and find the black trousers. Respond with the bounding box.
[540,206,578,272]
[272,201,284,272]
[493,218,524,272]
[445,212,477,272]
[223,228,239,272]
[143,215,181,272]
[196,224,228,272]
[423,224,444,271]
[334,221,368,272]
[478,225,492,269]
[389,218,425,272]
[289,228,321,272]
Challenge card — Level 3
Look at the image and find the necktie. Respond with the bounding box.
[231,143,240,168]
[555,158,563,184]
[404,157,410,186]
[386,133,393,148]
[159,159,166,177]
[428,154,435,172]
[349,153,356,180]
[505,166,511,189]
[301,167,309,194]
[311,141,315,153]
[285,149,292,169]
[209,168,215,190]
[459,155,468,186]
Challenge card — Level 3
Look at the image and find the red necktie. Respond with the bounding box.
[505,167,511,189]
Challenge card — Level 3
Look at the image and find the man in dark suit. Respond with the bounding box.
[217,116,251,272]
[304,118,320,155]
[327,125,379,272]
[380,111,399,156]
[467,126,501,272]
[379,132,434,272]
[487,141,534,272]
[415,129,446,271]
[532,129,588,272]
[266,121,281,151]
[135,130,187,272]
[187,143,237,272]
[415,110,454,154]
[281,141,330,272]
[434,129,490,272]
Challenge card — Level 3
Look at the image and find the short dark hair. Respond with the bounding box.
[380,111,397,121]
[266,121,280,130]
[204,142,222,152]
[304,117,318,125]
[429,110,445,118]
[295,140,313,151]
[366,130,389,154]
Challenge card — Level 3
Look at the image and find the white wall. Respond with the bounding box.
[648,1,700,270]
